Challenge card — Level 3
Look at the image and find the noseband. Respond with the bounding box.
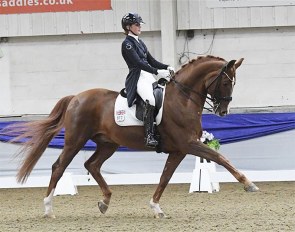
[170,63,236,112]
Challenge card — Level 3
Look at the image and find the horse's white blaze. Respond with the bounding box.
[223,72,235,115]
[231,76,235,88]
[228,78,235,114]
[44,188,55,217]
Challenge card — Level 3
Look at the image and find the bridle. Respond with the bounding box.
[170,63,236,112]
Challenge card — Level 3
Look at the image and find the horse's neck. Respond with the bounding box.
[167,73,203,113]
[171,61,221,110]
[179,61,222,88]
[176,64,207,93]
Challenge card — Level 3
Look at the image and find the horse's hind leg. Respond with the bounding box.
[84,142,119,214]
[43,140,87,218]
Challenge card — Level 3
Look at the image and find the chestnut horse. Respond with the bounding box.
[7,55,259,219]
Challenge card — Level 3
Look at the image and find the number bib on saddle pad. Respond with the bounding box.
[114,85,166,127]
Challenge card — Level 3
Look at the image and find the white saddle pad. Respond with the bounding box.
[114,87,166,127]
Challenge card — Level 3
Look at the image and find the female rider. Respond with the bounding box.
[121,12,174,148]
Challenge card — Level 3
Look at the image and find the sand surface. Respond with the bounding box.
[0,182,294,231]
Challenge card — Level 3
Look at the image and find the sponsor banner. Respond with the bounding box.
[0,0,111,14]
[207,0,295,8]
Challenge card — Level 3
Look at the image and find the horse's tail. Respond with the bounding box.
[5,95,75,184]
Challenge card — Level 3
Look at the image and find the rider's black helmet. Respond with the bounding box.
[121,13,144,32]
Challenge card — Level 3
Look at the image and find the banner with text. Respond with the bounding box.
[0,0,111,14]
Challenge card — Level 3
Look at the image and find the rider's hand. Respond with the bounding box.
[156,69,171,81]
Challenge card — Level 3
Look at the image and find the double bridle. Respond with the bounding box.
[170,63,236,112]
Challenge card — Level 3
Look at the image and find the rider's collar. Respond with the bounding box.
[128,33,139,42]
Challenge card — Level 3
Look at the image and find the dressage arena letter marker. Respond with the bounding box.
[189,157,220,193]
[54,172,77,196]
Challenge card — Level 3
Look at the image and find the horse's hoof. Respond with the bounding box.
[98,200,109,214]
[244,183,259,192]
[43,213,56,219]
[154,213,170,219]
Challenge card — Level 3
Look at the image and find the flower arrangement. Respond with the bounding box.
[200,131,220,151]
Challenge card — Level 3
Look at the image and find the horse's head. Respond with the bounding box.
[206,58,244,117]
[171,56,244,117]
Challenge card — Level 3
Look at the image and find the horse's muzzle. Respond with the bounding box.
[219,110,228,117]
[214,103,229,117]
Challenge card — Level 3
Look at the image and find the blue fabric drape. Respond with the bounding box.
[202,113,295,144]
[0,113,294,150]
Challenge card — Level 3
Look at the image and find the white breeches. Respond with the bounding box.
[137,70,156,106]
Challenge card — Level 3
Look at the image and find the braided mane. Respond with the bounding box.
[174,55,226,76]
[180,55,225,69]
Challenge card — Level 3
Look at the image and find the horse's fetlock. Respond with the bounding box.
[104,192,112,199]
[237,173,247,183]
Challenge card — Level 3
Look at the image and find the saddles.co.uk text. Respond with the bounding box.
[0,0,73,7]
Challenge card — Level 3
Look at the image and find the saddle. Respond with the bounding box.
[120,79,166,121]
[114,79,167,129]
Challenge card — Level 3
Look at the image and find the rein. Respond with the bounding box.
[170,75,212,110]
[170,63,235,112]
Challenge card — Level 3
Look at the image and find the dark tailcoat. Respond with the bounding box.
[121,35,168,107]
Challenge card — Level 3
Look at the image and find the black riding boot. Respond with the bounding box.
[144,102,158,148]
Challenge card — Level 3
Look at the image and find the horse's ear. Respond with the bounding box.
[234,58,244,69]
[227,60,236,69]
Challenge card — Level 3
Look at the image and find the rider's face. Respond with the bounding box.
[129,23,141,36]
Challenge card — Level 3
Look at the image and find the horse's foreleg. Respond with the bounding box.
[84,143,118,214]
[187,140,259,192]
[150,153,186,218]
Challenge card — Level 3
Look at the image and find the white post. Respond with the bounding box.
[189,157,220,193]
[54,172,78,196]
[160,0,177,68]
